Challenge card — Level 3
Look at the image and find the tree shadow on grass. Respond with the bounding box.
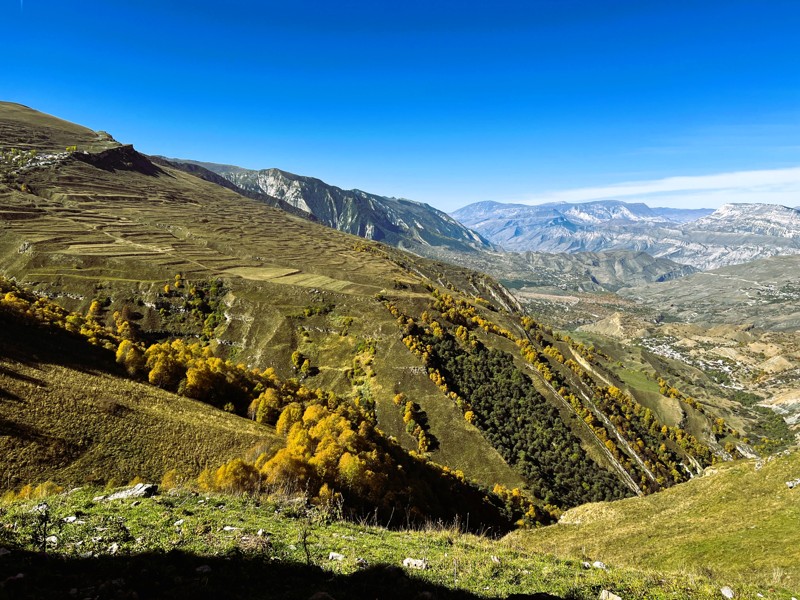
[0,314,120,378]
[0,549,566,600]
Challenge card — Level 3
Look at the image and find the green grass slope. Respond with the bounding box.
[507,449,800,590]
[0,104,565,499]
[0,314,278,489]
[1,487,792,600]
[0,102,766,516]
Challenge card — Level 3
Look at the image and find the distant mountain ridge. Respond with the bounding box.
[453,200,800,270]
[152,157,314,221]
[175,160,492,257]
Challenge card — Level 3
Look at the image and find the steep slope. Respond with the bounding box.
[179,160,492,256]
[0,103,750,515]
[0,101,118,154]
[508,449,800,588]
[0,309,278,489]
[454,200,800,270]
[150,156,313,220]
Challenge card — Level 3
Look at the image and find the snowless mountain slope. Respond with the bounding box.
[453,200,800,270]
[176,160,492,257]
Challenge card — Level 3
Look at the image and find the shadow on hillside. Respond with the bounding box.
[1,549,566,600]
[74,145,168,178]
[0,314,120,378]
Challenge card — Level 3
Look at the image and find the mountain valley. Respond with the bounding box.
[1,102,799,598]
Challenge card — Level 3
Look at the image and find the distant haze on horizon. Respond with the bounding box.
[3,1,800,213]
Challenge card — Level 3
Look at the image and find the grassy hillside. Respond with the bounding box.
[0,486,793,600]
[507,449,800,590]
[0,313,279,489]
[0,101,777,520]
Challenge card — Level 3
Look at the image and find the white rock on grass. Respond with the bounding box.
[106,483,158,501]
[599,591,622,600]
[592,560,607,570]
[402,557,428,570]
[222,526,237,531]
[328,552,345,561]
[173,519,184,527]
[720,586,735,599]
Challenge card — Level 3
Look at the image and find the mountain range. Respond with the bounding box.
[453,200,800,270]
[169,159,492,257]
[2,101,799,596]
[2,101,758,511]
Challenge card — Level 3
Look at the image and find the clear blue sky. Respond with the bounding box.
[3,0,800,211]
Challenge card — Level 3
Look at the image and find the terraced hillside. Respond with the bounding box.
[0,102,766,517]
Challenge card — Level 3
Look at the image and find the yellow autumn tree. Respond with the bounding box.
[276,402,303,436]
[116,339,145,376]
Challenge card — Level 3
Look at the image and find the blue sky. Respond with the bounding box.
[2,0,800,211]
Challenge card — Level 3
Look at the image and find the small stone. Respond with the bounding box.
[592,560,607,570]
[63,516,78,523]
[222,526,237,531]
[108,543,119,555]
[79,551,93,558]
[402,557,428,570]
[173,519,185,527]
[720,587,735,599]
[196,565,212,574]
[491,555,501,564]
[328,552,345,561]
[581,561,592,569]
[257,529,265,537]
[599,592,622,600]
[93,495,107,502]
[45,535,58,546]
[356,558,368,569]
